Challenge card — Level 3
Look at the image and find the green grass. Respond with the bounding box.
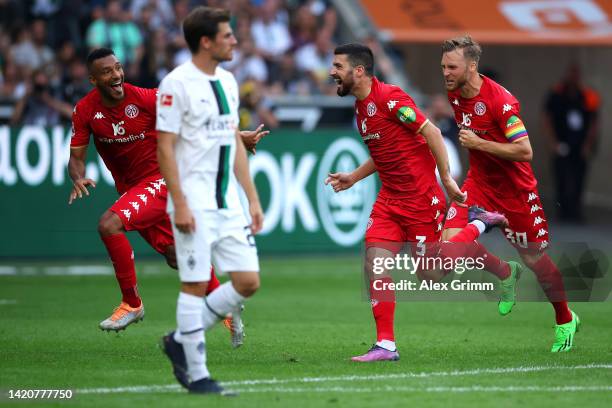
[1,256,611,407]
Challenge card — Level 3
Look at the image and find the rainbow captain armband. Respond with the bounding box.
[505,115,528,142]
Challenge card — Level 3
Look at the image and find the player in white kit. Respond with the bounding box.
[156,6,263,395]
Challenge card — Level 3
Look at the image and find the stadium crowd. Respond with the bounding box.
[0,0,339,127]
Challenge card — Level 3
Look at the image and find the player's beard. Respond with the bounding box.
[446,70,468,91]
[335,72,354,97]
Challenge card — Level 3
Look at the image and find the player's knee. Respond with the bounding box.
[164,245,177,269]
[520,252,541,270]
[233,274,260,297]
[181,281,208,297]
[98,211,124,237]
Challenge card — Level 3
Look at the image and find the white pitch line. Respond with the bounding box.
[0,299,17,305]
[78,364,612,394]
[237,385,612,394]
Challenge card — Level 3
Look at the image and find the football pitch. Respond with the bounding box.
[1,256,611,407]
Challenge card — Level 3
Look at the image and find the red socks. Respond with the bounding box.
[206,268,220,295]
[441,225,510,280]
[101,233,141,308]
[531,254,572,324]
[370,277,395,342]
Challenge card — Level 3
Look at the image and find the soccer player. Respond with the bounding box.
[68,48,266,338]
[156,6,262,394]
[327,43,509,362]
[440,35,580,352]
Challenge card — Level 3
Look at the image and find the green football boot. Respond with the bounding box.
[498,261,522,316]
[551,310,580,352]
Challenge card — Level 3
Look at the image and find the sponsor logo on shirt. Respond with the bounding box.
[396,106,416,123]
[367,102,377,116]
[160,94,173,106]
[202,117,238,138]
[112,121,125,136]
[474,102,486,116]
[460,112,472,127]
[125,104,139,119]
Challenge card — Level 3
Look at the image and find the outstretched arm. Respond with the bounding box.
[325,157,376,193]
[421,122,466,205]
[68,146,96,204]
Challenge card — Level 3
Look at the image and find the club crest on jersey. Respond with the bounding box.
[474,102,486,116]
[160,94,173,106]
[367,102,377,116]
[125,104,139,119]
[446,206,457,220]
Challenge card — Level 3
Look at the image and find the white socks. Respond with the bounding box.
[376,340,397,352]
[202,282,245,330]
[175,292,210,381]
[470,219,486,235]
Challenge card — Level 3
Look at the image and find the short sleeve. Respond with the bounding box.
[494,90,528,143]
[384,87,429,134]
[70,104,90,148]
[156,77,185,135]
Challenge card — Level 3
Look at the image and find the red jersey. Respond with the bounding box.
[355,77,437,199]
[71,83,160,194]
[448,75,537,192]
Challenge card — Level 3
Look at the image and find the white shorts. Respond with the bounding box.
[171,208,259,282]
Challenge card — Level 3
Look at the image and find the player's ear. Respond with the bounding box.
[88,74,96,87]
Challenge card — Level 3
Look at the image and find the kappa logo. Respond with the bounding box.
[361,118,367,134]
[130,201,140,212]
[112,121,125,136]
[387,100,398,111]
[125,104,139,119]
[530,204,542,214]
[121,209,131,220]
[145,186,156,196]
[431,196,440,206]
[446,206,457,220]
[536,228,548,238]
[453,98,459,106]
[540,240,549,251]
[533,216,545,226]
[437,222,442,232]
[367,217,373,230]
[461,112,472,127]
[137,194,148,205]
[435,210,441,219]
[527,192,538,202]
[151,180,164,192]
[94,112,105,120]
[474,102,486,116]
[367,102,377,116]
[503,104,513,114]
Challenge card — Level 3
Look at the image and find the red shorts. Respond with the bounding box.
[365,185,446,255]
[444,178,550,253]
[110,176,173,254]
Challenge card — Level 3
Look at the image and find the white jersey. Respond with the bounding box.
[156,60,241,212]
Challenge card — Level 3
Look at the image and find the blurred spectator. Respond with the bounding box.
[543,64,601,222]
[131,0,175,31]
[9,20,55,72]
[239,80,278,130]
[61,59,91,107]
[427,94,459,148]
[139,28,172,88]
[10,69,72,126]
[86,0,143,80]
[0,60,27,100]
[223,36,268,85]
[294,29,335,94]
[251,0,292,78]
[269,51,309,95]
[290,3,317,49]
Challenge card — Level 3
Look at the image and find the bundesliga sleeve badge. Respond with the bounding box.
[161,94,173,106]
